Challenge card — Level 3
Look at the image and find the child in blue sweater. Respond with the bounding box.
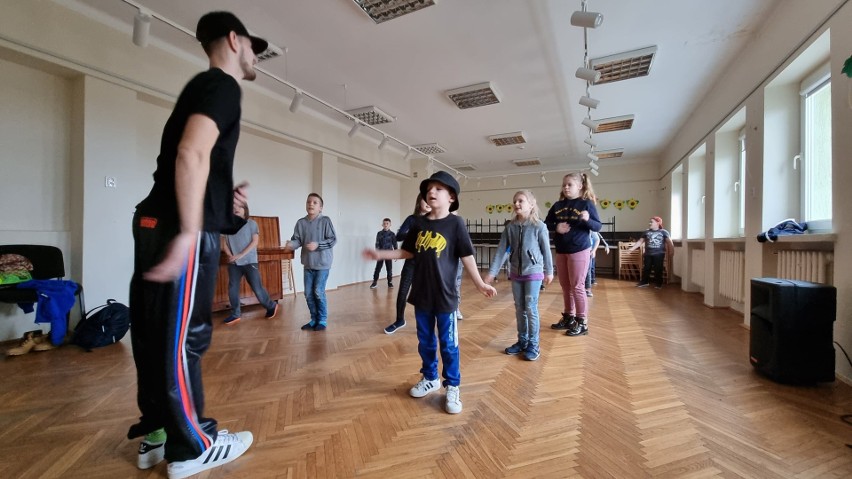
[484,190,553,360]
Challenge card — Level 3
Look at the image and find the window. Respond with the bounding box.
[737,129,746,236]
[800,64,832,227]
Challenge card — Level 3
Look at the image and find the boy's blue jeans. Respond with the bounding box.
[512,279,542,351]
[415,309,460,387]
[304,268,329,326]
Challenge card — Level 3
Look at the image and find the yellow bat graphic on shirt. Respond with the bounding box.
[414,230,447,258]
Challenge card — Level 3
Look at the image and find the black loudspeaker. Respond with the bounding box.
[749,278,836,384]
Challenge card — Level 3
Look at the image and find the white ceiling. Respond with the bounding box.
[67,0,780,179]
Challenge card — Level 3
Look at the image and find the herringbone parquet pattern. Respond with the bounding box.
[1,277,851,478]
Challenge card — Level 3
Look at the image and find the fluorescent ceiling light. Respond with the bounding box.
[512,158,540,167]
[596,115,635,133]
[413,143,446,155]
[591,46,658,85]
[570,11,603,29]
[346,105,395,125]
[488,131,527,146]
[351,0,436,24]
[446,81,502,109]
[256,43,284,63]
[596,149,625,159]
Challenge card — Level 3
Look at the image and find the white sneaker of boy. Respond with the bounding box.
[166,430,253,479]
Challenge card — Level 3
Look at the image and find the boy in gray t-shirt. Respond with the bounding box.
[222,203,279,324]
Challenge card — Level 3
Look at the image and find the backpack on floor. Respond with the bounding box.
[72,299,130,351]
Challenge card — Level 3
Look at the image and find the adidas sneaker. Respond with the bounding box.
[137,433,166,469]
[167,430,253,479]
[409,377,441,398]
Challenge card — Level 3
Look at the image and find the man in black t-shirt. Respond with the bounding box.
[127,11,267,478]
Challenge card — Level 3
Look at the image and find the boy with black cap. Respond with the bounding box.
[363,171,496,414]
[128,10,266,479]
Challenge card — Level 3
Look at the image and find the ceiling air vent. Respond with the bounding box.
[446,81,502,109]
[346,106,395,125]
[351,0,436,24]
[488,131,527,146]
[591,46,657,84]
[413,143,446,155]
[595,149,624,159]
[595,115,635,133]
[256,43,284,63]
[452,164,477,172]
[512,158,541,167]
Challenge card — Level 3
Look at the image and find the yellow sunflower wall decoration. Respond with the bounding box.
[627,198,639,210]
[614,199,625,210]
[496,204,504,213]
[545,201,552,208]
[505,204,513,212]
[486,205,494,214]
[600,199,611,209]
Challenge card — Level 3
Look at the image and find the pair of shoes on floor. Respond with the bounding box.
[6,330,55,356]
[566,320,588,336]
[265,302,279,318]
[301,322,327,331]
[164,430,253,479]
[384,320,406,334]
[369,282,378,289]
[550,313,576,330]
[504,342,527,355]
[224,315,241,325]
[409,377,462,414]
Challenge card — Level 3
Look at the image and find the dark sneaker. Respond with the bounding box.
[636,282,649,288]
[551,313,576,330]
[265,303,279,318]
[137,429,166,469]
[314,323,327,331]
[524,348,540,361]
[166,430,252,479]
[384,320,406,334]
[300,322,316,330]
[586,290,594,297]
[504,342,527,355]
[566,321,588,336]
[388,282,394,288]
[369,282,378,289]
[224,315,241,325]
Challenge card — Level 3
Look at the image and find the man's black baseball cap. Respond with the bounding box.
[196,11,268,55]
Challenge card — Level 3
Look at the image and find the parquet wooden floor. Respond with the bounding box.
[1,277,851,478]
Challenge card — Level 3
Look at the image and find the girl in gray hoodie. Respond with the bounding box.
[484,190,554,360]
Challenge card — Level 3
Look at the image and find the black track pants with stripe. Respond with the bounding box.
[127,211,220,462]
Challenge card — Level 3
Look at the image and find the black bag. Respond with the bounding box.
[73,299,130,350]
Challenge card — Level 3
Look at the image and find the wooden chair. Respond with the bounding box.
[618,242,643,281]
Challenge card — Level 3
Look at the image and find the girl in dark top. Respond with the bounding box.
[544,172,602,336]
[383,193,431,334]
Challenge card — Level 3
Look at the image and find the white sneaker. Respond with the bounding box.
[167,430,253,479]
[445,385,463,414]
[409,377,441,398]
[455,310,464,320]
[137,435,166,469]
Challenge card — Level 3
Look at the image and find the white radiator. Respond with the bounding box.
[690,248,705,288]
[776,250,833,284]
[719,251,745,302]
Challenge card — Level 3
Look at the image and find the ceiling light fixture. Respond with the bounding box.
[584,137,598,147]
[404,148,414,161]
[446,81,502,109]
[589,160,599,169]
[589,168,599,176]
[413,143,446,155]
[502,176,508,186]
[575,67,600,83]
[579,96,599,109]
[289,91,303,113]
[346,105,395,125]
[570,10,603,29]
[378,136,389,150]
[587,152,599,162]
[132,10,151,47]
[348,120,362,138]
[541,173,547,184]
[352,0,437,24]
[582,118,598,132]
[488,131,527,146]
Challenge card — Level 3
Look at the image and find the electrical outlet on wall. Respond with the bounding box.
[105,176,117,188]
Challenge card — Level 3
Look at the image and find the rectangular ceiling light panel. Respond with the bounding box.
[591,46,657,84]
[512,158,541,167]
[595,149,624,159]
[451,164,477,172]
[351,0,436,24]
[346,106,395,125]
[413,143,446,155]
[595,115,635,133]
[488,131,527,146]
[256,43,284,63]
[446,81,502,109]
